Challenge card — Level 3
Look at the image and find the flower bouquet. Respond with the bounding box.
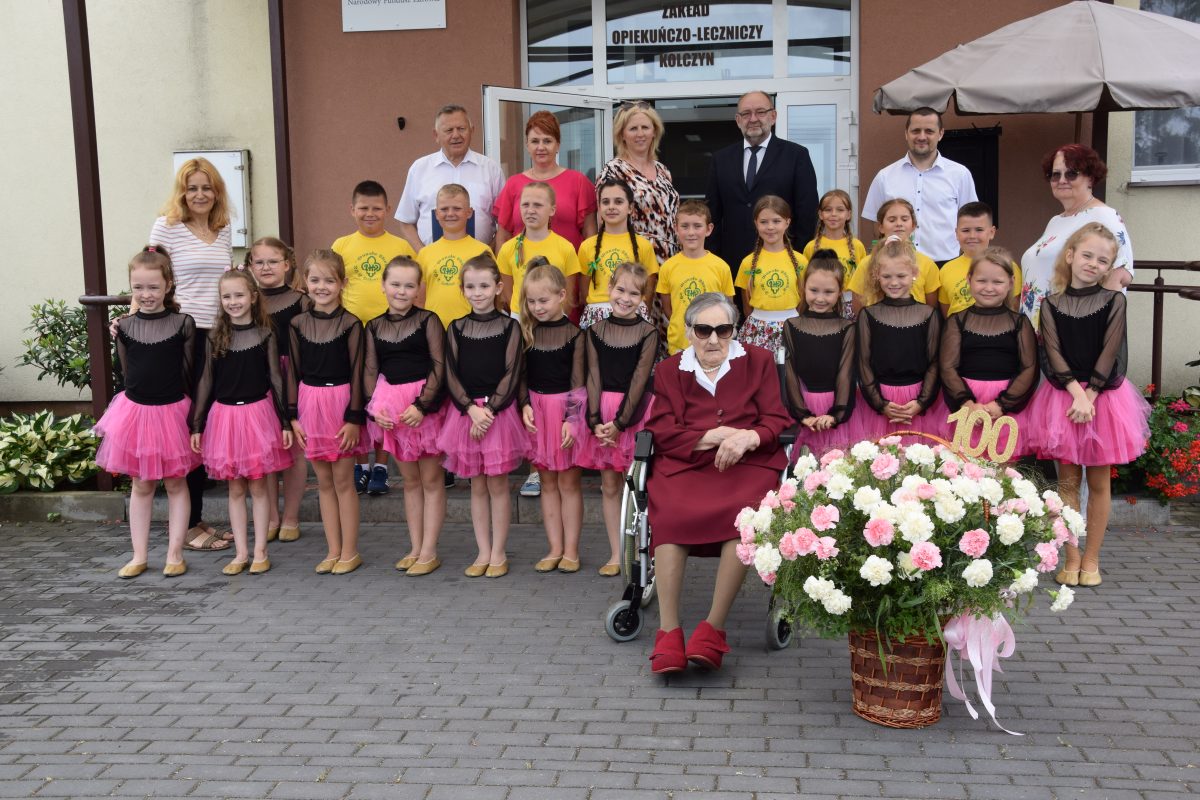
[737,437,1082,730]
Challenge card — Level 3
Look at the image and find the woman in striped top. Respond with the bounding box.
[148,157,236,552]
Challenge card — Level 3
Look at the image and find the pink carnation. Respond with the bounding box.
[819,449,845,467]
[814,536,839,560]
[880,436,902,446]
[1035,541,1059,573]
[738,525,756,544]
[1044,494,1064,514]
[893,489,918,504]
[1052,518,1069,546]
[909,541,943,571]
[794,527,819,556]
[941,460,961,478]
[1005,467,1022,479]
[736,542,757,565]
[963,463,985,481]
[778,482,797,502]
[810,504,840,531]
[803,470,829,493]
[762,492,781,509]
[1011,498,1029,515]
[871,453,901,480]
[760,571,777,586]
[778,532,801,560]
[864,518,895,547]
[957,528,990,558]
[916,482,937,500]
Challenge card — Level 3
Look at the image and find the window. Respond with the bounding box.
[526,0,593,87]
[1131,0,1200,184]
[787,0,851,77]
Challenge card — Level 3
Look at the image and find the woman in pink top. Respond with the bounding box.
[492,111,598,252]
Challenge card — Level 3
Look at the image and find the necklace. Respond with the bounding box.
[1063,194,1096,216]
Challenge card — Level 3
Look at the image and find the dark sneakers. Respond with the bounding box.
[367,464,389,495]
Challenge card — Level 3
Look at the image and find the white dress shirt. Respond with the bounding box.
[395,148,505,246]
[861,152,978,261]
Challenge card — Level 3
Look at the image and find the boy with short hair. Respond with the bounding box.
[657,200,734,355]
[938,201,1022,317]
[332,180,416,495]
[417,184,494,328]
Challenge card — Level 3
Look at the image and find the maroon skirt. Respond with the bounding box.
[647,460,781,558]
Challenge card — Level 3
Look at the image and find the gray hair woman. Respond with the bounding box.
[643,293,792,675]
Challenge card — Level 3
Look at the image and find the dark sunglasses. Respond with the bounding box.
[692,323,736,340]
[619,100,651,111]
[1046,169,1081,182]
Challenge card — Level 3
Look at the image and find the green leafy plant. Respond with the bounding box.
[18,299,125,392]
[1113,386,1199,503]
[0,411,99,493]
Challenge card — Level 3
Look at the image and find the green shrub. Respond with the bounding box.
[0,411,99,493]
[18,299,125,393]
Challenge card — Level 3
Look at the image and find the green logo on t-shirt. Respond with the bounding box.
[956,280,971,304]
[436,255,463,286]
[359,254,383,280]
[600,248,626,280]
[763,269,786,297]
[681,276,704,302]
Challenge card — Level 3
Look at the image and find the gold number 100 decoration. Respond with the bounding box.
[945,407,1019,463]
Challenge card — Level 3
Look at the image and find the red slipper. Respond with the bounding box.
[649,627,687,674]
[685,620,730,670]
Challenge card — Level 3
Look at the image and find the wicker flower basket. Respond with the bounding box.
[848,629,946,728]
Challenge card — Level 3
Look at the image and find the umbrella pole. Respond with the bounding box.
[1073,112,1082,144]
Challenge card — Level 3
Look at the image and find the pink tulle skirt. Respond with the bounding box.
[366,377,446,462]
[848,383,952,445]
[297,383,372,462]
[93,393,200,480]
[575,391,654,472]
[960,378,1033,459]
[437,400,531,477]
[527,388,587,472]
[1026,378,1150,466]
[201,396,294,480]
[794,389,856,456]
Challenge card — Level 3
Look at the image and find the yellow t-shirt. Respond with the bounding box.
[331,231,416,324]
[735,248,806,311]
[496,231,581,313]
[578,231,660,305]
[801,236,868,282]
[416,236,493,328]
[847,250,941,303]
[656,251,734,354]
[937,254,1023,316]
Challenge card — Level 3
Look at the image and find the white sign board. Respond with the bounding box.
[342,0,446,32]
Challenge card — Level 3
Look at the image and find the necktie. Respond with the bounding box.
[746,145,761,188]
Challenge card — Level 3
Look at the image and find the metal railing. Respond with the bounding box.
[1126,261,1200,400]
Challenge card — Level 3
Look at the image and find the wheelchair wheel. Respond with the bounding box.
[765,603,793,650]
[640,572,657,607]
[605,599,643,642]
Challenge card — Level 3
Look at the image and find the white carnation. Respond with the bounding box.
[850,441,880,461]
[793,453,819,479]
[822,589,852,615]
[735,507,757,530]
[978,478,1004,505]
[901,474,926,491]
[853,485,883,514]
[1012,477,1039,501]
[1024,497,1046,518]
[898,508,935,544]
[929,478,954,501]
[1050,586,1075,612]
[825,457,852,476]
[1008,568,1038,595]
[825,472,854,500]
[995,513,1024,545]
[1062,507,1085,536]
[803,575,834,601]
[872,502,899,523]
[905,443,936,466]
[949,476,981,503]
[859,555,894,587]
[933,495,966,524]
[754,544,782,575]
[751,506,775,533]
[962,558,993,588]
[896,551,919,579]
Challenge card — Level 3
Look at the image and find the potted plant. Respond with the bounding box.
[738,436,1080,730]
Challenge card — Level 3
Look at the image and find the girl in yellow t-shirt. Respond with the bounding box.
[802,189,867,320]
[577,178,659,329]
[735,195,806,352]
[847,198,940,315]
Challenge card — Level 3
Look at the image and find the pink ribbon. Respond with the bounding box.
[942,612,1023,735]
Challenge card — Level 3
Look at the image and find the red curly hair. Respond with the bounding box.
[1041,144,1107,184]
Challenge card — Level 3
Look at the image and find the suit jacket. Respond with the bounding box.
[705,135,819,276]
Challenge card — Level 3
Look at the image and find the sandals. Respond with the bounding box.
[183,528,231,551]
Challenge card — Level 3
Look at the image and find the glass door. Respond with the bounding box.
[482,86,613,183]
[775,90,855,199]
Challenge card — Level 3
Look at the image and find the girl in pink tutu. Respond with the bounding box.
[365,256,448,576]
[939,248,1039,458]
[286,250,369,575]
[438,253,532,578]
[1027,222,1150,588]
[518,258,586,574]
[247,237,310,544]
[782,250,857,456]
[855,237,949,444]
[577,262,659,576]
[190,270,293,576]
[95,246,200,579]
[734,195,804,353]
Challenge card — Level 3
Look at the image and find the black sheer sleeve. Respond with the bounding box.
[115,330,128,395]
[266,331,287,428]
[856,310,885,413]
[940,315,973,411]
[615,327,657,431]
[286,319,302,420]
[416,313,446,413]
[570,327,586,392]
[443,325,472,413]
[345,320,366,425]
[485,319,524,414]
[1091,292,1128,392]
[190,333,216,433]
[180,315,196,396]
[1038,298,1075,388]
[831,322,856,425]
[999,315,1039,412]
[782,323,812,420]
[916,310,941,411]
[363,321,380,407]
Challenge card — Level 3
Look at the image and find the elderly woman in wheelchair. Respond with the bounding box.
[639,293,792,674]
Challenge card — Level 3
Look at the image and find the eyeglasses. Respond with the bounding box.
[619,100,651,111]
[251,259,285,267]
[736,107,775,120]
[691,323,736,340]
[1046,169,1081,182]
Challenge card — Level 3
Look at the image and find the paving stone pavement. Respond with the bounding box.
[0,517,1196,799]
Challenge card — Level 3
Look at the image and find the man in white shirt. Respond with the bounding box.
[861,107,978,264]
[395,104,505,251]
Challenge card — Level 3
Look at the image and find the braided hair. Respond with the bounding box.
[746,195,800,295]
[591,178,640,290]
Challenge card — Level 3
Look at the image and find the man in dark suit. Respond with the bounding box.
[705,91,819,279]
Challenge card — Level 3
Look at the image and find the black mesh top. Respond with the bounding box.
[286,306,366,424]
[445,311,524,413]
[191,325,287,433]
[115,309,196,406]
[782,311,856,423]
[364,308,446,414]
[856,297,941,412]
[520,317,585,404]
[585,316,658,431]
[262,286,311,348]
[1039,286,1128,392]
[940,305,1039,412]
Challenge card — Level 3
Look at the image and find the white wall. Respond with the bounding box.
[0,0,276,403]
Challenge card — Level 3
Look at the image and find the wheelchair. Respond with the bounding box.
[603,351,798,650]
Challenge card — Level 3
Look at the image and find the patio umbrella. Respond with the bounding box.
[872,1,1200,115]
